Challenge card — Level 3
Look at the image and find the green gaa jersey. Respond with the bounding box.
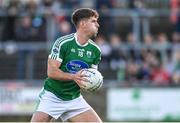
[44,33,101,100]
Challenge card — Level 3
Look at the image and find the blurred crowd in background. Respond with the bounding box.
[0,0,179,41]
[0,0,180,87]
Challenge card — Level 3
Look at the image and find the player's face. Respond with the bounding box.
[84,17,99,38]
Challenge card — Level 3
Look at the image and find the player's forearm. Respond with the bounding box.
[47,68,75,81]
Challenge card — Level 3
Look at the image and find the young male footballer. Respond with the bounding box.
[31,8,102,122]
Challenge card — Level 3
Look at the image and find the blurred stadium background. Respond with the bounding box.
[0,0,180,122]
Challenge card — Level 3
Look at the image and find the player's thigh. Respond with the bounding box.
[31,111,52,122]
[68,108,102,122]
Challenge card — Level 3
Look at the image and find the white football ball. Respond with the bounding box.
[81,68,103,92]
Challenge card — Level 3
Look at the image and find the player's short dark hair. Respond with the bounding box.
[71,8,99,27]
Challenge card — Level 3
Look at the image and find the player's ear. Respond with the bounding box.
[79,20,86,27]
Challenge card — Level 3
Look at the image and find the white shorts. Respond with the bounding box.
[35,89,92,121]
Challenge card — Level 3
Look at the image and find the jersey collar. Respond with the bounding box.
[74,33,89,47]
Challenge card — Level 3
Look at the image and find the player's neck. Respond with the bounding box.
[76,31,89,45]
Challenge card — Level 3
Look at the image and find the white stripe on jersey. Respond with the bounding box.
[49,34,75,62]
[89,40,101,52]
[54,33,74,48]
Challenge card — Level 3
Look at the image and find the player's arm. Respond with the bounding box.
[47,58,74,81]
[47,58,86,87]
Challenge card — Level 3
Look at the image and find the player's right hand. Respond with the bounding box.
[73,69,88,88]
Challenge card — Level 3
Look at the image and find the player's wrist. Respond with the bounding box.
[70,74,76,81]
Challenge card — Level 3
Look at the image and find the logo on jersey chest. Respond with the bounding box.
[70,48,92,58]
[66,60,89,73]
[71,48,76,53]
[86,51,92,58]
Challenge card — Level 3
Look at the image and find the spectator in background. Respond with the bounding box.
[170,0,180,33]
[142,50,158,67]
[14,16,34,41]
[96,0,113,9]
[156,33,170,49]
[15,15,46,41]
[164,49,174,81]
[79,0,95,8]
[136,50,152,84]
[150,61,170,86]
[143,34,154,47]
[109,33,125,70]
[58,0,80,9]
[126,33,141,62]
[172,71,180,84]
[109,33,126,81]
[23,0,38,16]
[0,0,6,15]
[111,0,127,9]
[127,32,137,46]
[54,17,72,39]
[2,0,22,41]
[96,0,114,37]
[95,34,111,70]
[171,49,180,84]
[137,62,151,83]
[172,32,180,55]
[37,0,59,16]
[128,0,146,12]
[125,61,139,85]
[7,0,22,16]
[172,32,180,44]
[109,33,122,49]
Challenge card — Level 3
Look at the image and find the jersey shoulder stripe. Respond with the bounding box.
[49,33,74,62]
[58,36,74,50]
[54,33,74,48]
[89,39,101,52]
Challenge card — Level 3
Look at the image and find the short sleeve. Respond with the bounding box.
[48,38,66,63]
